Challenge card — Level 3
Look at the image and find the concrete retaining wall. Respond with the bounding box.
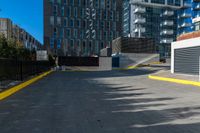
[99,57,112,71]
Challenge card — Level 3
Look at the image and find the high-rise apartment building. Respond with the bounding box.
[44,0,122,57]
[123,0,183,58]
[177,0,200,35]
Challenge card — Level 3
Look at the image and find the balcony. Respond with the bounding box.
[182,3,192,8]
[134,18,146,24]
[160,30,174,35]
[134,27,146,33]
[180,13,191,18]
[160,38,174,44]
[193,3,200,10]
[134,7,146,13]
[131,0,146,4]
[162,10,174,16]
[180,22,192,28]
[161,20,174,26]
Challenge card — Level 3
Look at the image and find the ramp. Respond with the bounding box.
[119,53,159,68]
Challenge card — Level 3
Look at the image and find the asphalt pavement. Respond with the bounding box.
[0,68,200,133]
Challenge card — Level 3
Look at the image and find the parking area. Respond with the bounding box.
[0,69,200,133]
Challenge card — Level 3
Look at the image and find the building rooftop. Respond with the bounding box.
[177,30,200,41]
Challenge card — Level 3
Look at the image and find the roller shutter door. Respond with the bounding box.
[174,46,200,75]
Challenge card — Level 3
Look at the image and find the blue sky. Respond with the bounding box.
[0,0,43,44]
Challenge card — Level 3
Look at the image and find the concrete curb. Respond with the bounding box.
[64,70,87,72]
[0,70,53,101]
[148,75,200,87]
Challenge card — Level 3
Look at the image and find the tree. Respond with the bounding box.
[0,34,9,58]
[48,54,55,66]
[0,34,33,60]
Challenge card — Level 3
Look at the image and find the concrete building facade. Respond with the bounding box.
[0,18,42,50]
[44,0,122,57]
[0,18,13,39]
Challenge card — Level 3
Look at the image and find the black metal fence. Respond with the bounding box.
[58,56,99,66]
[0,58,52,81]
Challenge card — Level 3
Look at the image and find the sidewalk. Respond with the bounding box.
[64,66,101,71]
[0,80,21,92]
[149,70,200,87]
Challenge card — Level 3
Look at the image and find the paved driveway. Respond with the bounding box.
[0,69,200,133]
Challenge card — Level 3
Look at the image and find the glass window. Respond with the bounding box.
[61,6,65,16]
[74,8,77,17]
[104,11,107,19]
[57,17,61,25]
[57,0,61,4]
[76,20,80,27]
[82,9,85,18]
[116,12,119,21]
[113,22,116,30]
[101,0,105,9]
[113,0,116,10]
[95,0,99,8]
[70,19,74,27]
[50,16,54,25]
[95,41,99,53]
[61,28,64,38]
[74,29,78,38]
[54,27,57,37]
[151,0,165,4]
[70,39,74,48]
[53,5,57,15]
[64,18,68,27]
[50,38,54,48]
[64,0,67,5]
[66,29,71,37]
[83,20,86,28]
[57,39,61,49]
[70,0,74,5]
[101,42,104,49]
[66,7,70,17]
[77,0,81,6]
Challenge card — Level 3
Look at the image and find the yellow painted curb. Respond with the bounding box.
[148,75,200,87]
[149,62,163,65]
[113,65,138,71]
[127,65,138,69]
[0,70,53,101]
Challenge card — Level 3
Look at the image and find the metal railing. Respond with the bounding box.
[0,58,52,81]
[58,56,99,66]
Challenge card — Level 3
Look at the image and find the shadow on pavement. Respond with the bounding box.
[71,71,200,133]
[61,68,159,79]
[0,71,200,133]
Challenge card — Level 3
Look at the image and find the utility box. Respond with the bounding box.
[99,57,112,71]
[36,50,48,61]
